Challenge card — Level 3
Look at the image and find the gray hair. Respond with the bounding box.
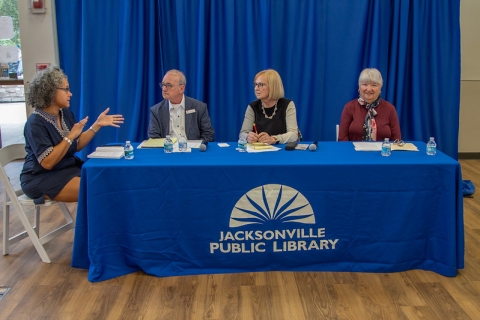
[26,66,67,109]
[165,69,187,86]
[358,68,383,87]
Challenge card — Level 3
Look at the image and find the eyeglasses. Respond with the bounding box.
[393,139,405,146]
[57,87,70,92]
[159,82,183,90]
[253,82,267,89]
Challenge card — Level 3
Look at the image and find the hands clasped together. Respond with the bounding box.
[247,131,276,145]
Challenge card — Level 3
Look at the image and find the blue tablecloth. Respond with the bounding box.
[72,142,464,282]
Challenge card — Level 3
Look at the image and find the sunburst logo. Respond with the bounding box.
[230,184,315,228]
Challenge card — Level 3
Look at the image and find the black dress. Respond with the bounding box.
[20,108,83,203]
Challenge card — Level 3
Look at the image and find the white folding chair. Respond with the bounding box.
[0,143,75,263]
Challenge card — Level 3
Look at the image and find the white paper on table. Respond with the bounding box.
[217,143,230,147]
[246,146,281,153]
[172,146,192,153]
[352,142,383,151]
[187,140,203,148]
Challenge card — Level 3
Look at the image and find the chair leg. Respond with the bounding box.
[34,205,40,236]
[3,194,74,263]
[3,195,10,255]
[38,202,74,245]
[58,202,74,224]
[7,197,52,263]
[4,197,40,256]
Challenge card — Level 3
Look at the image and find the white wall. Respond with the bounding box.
[17,0,58,116]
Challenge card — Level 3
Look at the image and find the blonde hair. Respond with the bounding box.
[255,69,284,100]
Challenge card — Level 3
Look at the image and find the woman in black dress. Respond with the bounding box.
[20,66,124,203]
[239,69,299,145]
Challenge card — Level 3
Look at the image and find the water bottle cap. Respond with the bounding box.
[126,141,130,144]
[384,138,389,141]
[430,137,434,140]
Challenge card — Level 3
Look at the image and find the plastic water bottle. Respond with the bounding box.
[237,137,247,152]
[124,141,134,160]
[381,138,391,157]
[426,137,436,155]
[164,135,173,153]
[178,134,187,152]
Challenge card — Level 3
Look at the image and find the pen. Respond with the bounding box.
[253,123,258,134]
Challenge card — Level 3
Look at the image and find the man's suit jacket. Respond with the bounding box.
[148,96,215,142]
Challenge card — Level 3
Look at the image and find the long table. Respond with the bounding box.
[72,142,464,282]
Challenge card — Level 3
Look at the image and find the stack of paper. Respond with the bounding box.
[246,143,281,153]
[138,138,177,148]
[87,147,124,159]
[391,143,418,151]
[353,142,382,151]
[352,142,418,151]
[248,143,273,150]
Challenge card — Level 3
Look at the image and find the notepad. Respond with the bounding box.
[248,143,273,150]
[87,147,124,159]
[391,143,418,151]
[353,142,419,151]
[138,138,178,148]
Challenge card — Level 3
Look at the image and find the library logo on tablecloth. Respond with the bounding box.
[209,184,339,254]
[230,184,315,227]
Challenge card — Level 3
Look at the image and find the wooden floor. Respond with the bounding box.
[0,159,479,320]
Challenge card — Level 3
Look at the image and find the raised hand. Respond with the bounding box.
[70,116,88,139]
[95,108,124,128]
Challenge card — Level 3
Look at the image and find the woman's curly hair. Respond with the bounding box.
[26,66,67,109]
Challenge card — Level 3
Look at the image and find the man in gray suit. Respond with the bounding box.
[148,69,214,142]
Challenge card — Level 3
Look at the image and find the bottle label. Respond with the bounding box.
[381,144,391,156]
[179,141,187,151]
[164,140,173,153]
[238,140,247,151]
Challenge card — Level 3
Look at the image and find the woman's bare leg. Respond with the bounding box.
[53,176,80,202]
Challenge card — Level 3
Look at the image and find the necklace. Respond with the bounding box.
[262,100,278,119]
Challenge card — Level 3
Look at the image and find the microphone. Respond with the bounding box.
[309,141,318,151]
[199,140,208,152]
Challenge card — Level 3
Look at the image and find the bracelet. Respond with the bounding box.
[89,126,98,134]
[63,137,72,145]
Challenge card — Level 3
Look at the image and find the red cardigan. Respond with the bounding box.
[339,99,401,141]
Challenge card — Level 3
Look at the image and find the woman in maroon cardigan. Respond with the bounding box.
[338,68,401,141]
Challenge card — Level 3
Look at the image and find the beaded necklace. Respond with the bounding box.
[261,100,278,119]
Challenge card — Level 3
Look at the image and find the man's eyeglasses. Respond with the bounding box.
[393,139,405,146]
[253,82,267,89]
[159,82,183,90]
[57,87,70,92]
